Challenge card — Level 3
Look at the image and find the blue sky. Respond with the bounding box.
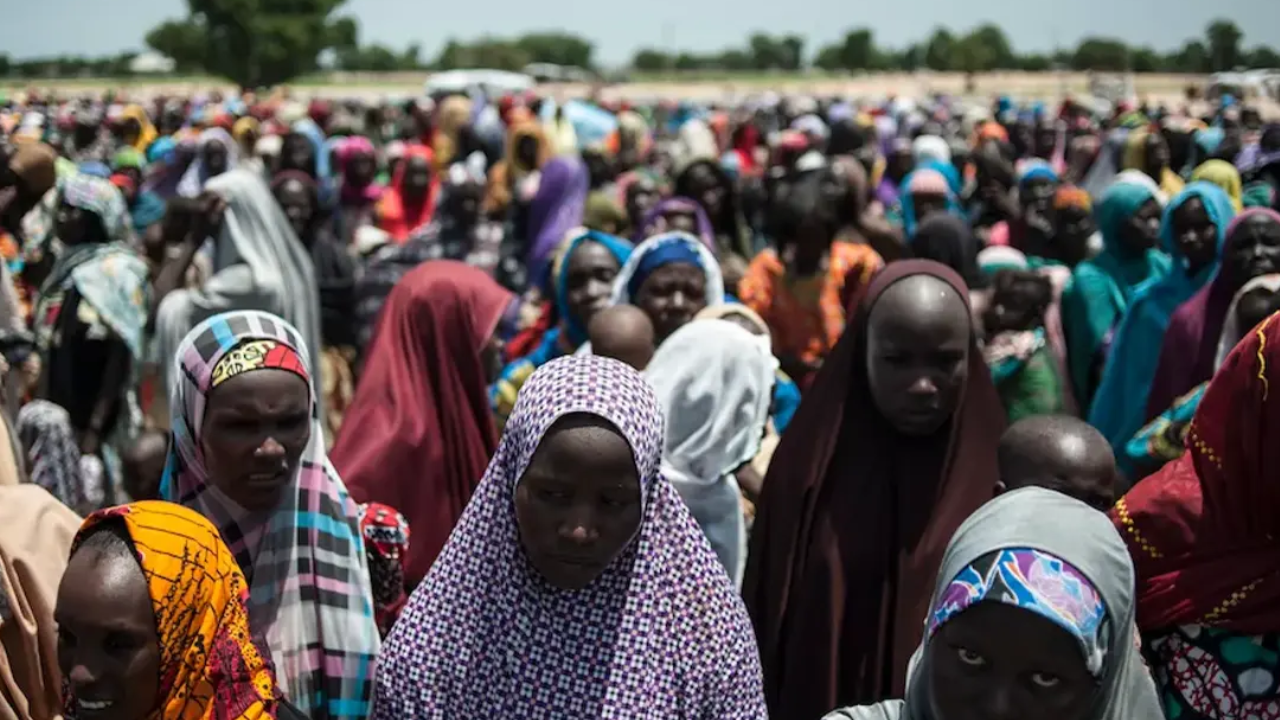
[5,0,1280,66]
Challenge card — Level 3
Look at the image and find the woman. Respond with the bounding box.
[482,119,550,217]
[373,355,767,717]
[824,488,1162,720]
[1147,208,1280,419]
[695,303,802,434]
[674,158,751,260]
[160,310,379,720]
[743,260,1005,718]
[1190,159,1244,211]
[334,136,383,245]
[0,485,80,720]
[176,128,239,198]
[740,176,882,384]
[610,231,725,347]
[119,104,158,154]
[1089,182,1236,459]
[526,156,590,285]
[332,261,515,587]
[1112,309,1280,720]
[376,144,438,244]
[57,502,292,719]
[153,170,321,399]
[33,173,148,503]
[110,148,166,237]
[1062,177,1170,410]
[900,167,961,240]
[633,196,714,246]
[492,229,631,425]
[987,161,1060,256]
[1050,184,1099,268]
[645,319,777,587]
[1122,126,1184,199]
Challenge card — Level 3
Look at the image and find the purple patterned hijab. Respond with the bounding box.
[373,354,767,718]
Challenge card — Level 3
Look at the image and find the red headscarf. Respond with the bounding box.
[331,261,514,586]
[1112,309,1280,633]
[377,144,439,244]
[742,260,1005,718]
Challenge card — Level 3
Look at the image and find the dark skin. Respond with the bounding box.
[886,147,915,185]
[120,118,142,148]
[912,192,949,226]
[866,275,971,437]
[928,602,1100,720]
[684,164,727,223]
[56,543,161,720]
[515,414,642,591]
[983,271,1052,336]
[1021,178,1057,216]
[587,305,655,371]
[273,179,315,242]
[625,179,658,230]
[515,135,541,171]
[1052,206,1095,267]
[996,415,1117,511]
[121,430,169,502]
[1034,124,1057,160]
[1224,214,1280,286]
[280,135,315,176]
[345,153,376,187]
[634,263,707,345]
[401,156,432,203]
[1143,133,1171,184]
[201,368,311,512]
[563,240,622,331]
[779,215,834,279]
[1170,197,1219,276]
[1119,199,1162,256]
[148,193,226,331]
[203,142,229,177]
[661,209,699,236]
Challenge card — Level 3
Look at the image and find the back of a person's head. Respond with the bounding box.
[997,414,1116,512]
[588,305,656,371]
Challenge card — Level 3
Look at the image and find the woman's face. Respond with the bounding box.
[912,192,949,225]
[1053,207,1095,266]
[1170,197,1219,274]
[635,262,708,343]
[402,156,432,200]
[274,179,315,239]
[1236,286,1280,333]
[1120,199,1162,254]
[1035,126,1057,158]
[1225,214,1280,284]
[56,202,92,246]
[626,181,658,224]
[282,136,313,174]
[866,276,970,436]
[346,153,376,185]
[1021,178,1057,214]
[122,118,142,145]
[515,414,642,591]
[927,602,1099,720]
[203,142,229,177]
[661,209,699,235]
[57,540,161,720]
[887,148,915,184]
[200,368,311,512]
[516,135,541,170]
[687,165,726,219]
[563,240,621,328]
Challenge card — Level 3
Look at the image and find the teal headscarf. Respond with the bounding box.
[1062,179,1172,408]
[1088,182,1236,462]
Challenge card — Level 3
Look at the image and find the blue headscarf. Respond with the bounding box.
[555,230,633,347]
[920,158,963,197]
[1017,158,1059,187]
[1088,182,1236,460]
[900,168,962,239]
[145,136,178,165]
[625,238,704,299]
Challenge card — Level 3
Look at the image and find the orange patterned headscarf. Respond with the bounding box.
[70,502,279,720]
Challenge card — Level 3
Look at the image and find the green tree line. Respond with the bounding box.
[1,0,1276,88]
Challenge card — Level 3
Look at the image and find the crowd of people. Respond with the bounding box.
[0,83,1276,719]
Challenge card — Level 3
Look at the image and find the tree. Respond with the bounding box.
[1206,19,1243,71]
[0,54,10,77]
[1129,47,1161,73]
[969,23,1015,69]
[144,0,359,88]
[839,29,879,70]
[1018,53,1052,72]
[515,33,595,69]
[1169,40,1210,73]
[631,49,669,72]
[924,28,956,71]
[812,44,844,71]
[1071,37,1130,71]
[953,31,997,73]
[1246,46,1280,69]
[780,36,805,71]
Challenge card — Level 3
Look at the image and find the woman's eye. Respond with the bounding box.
[1030,672,1062,689]
[956,647,986,667]
[536,488,571,504]
[57,627,75,647]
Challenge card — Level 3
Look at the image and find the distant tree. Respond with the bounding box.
[402,43,423,70]
[1170,40,1211,74]
[1018,53,1052,72]
[780,36,805,71]
[515,33,595,69]
[1206,19,1244,71]
[1128,47,1162,73]
[434,40,465,71]
[1072,38,1130,71]
[812,44,845,71]
[631,49,670,72]
[674,53,703,71]
[969,24,1016,69]
[924,28,956,71]
[144,0,359,88]
[717,49,755,72]
[0,54,10,77]
[953,32,997,73]
[839,29,879,70]
[1246,46,1280,69]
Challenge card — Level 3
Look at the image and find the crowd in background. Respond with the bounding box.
[0,82,1276,719]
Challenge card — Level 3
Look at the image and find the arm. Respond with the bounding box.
[80,339,131,456]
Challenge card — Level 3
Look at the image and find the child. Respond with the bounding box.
[997,414,1117,511]
[983,269,1068,423]
[587,305,656,371]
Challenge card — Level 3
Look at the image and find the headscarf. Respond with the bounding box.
[1089,182,1236,456]
[644,319,776,587]
[1113,308,1280,632]
[911,135,951,165]
[176,128,240,198]
[0,485,81,720]
[154,170,321,413]
[633,196,715,247]
[159,310,379,720]
[527,156,590,285]
[909,214,984,289]
[610,231,725,309]
[1122,127,1185,199]
[372,355,768,718]
[828,488,1162,720]
[68,502,279,720]
[899,168,961,239]
[375,144,439,244]
[331,262,514,587]
[56,171,134,244]
[335,136,383,207]
[553,229,633,347]
[1146,207,1280,420]
[16,400,104,514]
[743,260,1006,718]
[111,147,146,173]
[120,104,158,153]
[7,143,58,199]
[1189,159,1243,211]
[1064,177,1172,405]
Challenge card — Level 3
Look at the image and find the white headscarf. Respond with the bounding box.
[176,127,241,198]
[912,135,952,165]
[1215,273,1280,369]
[644,319,776,586]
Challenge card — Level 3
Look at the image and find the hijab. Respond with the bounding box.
[68,502,279,720]
[159,310,379,720]
[1190,159,1243,211]
[176,128,239,198]
[335,136,383,207]
[633,196,715,247]
[610,231,725,309]
[376,144,439,244]
[553,229,633,348]
[743,260,1005,718]
[331,261,514,587]
[644,319,777,587]
[910,214,985,290]
[828,488,1163,720]
[371,355,767,718]
[120,104,158,153]
[527,156,590,285]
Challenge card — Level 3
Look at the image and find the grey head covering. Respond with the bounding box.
[824,487,1162,720]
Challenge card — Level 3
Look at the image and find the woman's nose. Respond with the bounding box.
[256,436,286,458]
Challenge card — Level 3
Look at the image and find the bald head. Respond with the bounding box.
[998,415,1117,511]
[588,305,656,371]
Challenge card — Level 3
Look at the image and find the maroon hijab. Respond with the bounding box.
[1148,208,1280,418]
[742,260,1005,719]
[331,261,513,586]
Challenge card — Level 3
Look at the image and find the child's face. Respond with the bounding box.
[984,274,1050,335]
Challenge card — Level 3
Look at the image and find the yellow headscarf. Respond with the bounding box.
[1190,159,1244,211]
[1122,128,1185,199]
[121,104,158,153]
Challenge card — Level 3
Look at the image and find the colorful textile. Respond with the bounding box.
[120,104,158,153]
[61,172,133,244]
[372,355,768,718]
[1191,159,1244,211]
[634,196,715,247]
[358,502,410,637]
[1112,309,1280,633]
[176,128,240,198]
[159,311,379,720]
[1123,128,1185,199]
[71,502,278,720]
[526,156,590,285]
[209,339,308,388]
[899,168,962,239]
[16,400,105,515]
[739,241,882,370]
[611,231,726,308]
[376,144,439,243]
[986,329,1068,422]
[1144,626,1280,720]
